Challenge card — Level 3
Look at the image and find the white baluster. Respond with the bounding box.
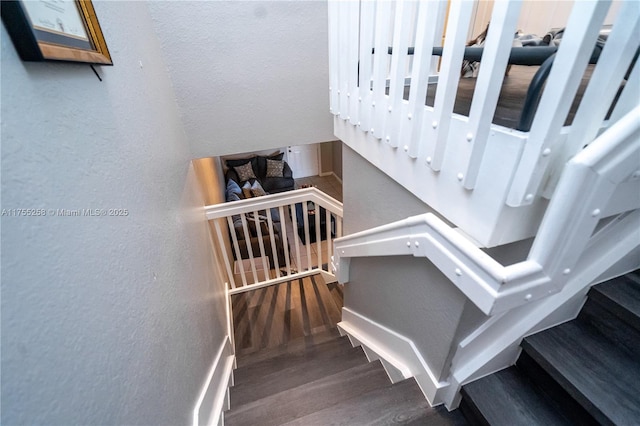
[328,0,339,115]
[405,0,447,159]
[214,219,236,290]
[462,0,522,190]
[549,4,640,189]
[358,0,376,132]
[347,0,360,125]
[371,0,393,140]
[387,0,415,148]
[507,0,612,207]
[427,0,474,171]
[338,0,350,121]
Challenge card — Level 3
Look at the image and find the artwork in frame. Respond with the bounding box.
[1,0,112,65]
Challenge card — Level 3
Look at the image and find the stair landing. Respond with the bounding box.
[227,275,467,425]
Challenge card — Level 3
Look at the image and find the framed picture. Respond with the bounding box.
[1,0,112,65]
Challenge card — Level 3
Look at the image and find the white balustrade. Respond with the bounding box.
[333,105,640,407]
[329,0,639,246]
[206,188,343,294]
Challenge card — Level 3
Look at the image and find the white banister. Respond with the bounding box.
[506,0,612,207]
[528,106,640,280]
[206,188,343,294]
[334,106,640,314]
[334,106,639,406]
[442,209,640,408]
[330,0,638,246]
[546,6,640,191]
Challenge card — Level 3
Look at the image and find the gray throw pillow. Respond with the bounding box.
[234,162,257,182]
[251,180,267,197]
[266,159,285,178]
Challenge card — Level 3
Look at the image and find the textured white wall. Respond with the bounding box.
[148,1,335,158]
[1,2,228,424]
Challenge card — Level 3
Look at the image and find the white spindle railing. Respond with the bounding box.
[506,0,613,207]
[206,188,343,294]
[333,105,640,406]
[329,0,640,246]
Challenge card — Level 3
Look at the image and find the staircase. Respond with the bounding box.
[225,328,467,425]
[460,270,640,425]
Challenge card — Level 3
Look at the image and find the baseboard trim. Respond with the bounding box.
[192,336,235,426]
[337,307,448,406]
[331,172,342,184]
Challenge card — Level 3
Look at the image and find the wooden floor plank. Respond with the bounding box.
[229,344,367,407]
[235,327,342,368]
[226,361,390,426]
[522,320,640,425]
[232,274,343,357]
[461,367,572,426]
[282,378,467,426]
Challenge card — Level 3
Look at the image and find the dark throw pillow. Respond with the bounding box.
[266,158,285,178]
[234,162,257,182]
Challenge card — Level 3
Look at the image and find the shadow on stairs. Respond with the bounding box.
[226,274,467,425]
[460,270,640,425]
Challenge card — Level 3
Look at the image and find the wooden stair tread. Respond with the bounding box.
[230,340,367,407]
[461,367,572,426]
[589,272,640,332]
[234,330,351,381]
[282,378,467,426]
[226,361,391,426]
[522,319,640,425]
[235,327,342,368]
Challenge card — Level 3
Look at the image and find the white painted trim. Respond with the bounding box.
[333,213,552,315]
[205,187,343,222]
[192,336,235,426]
[441,210,640,408]
[337,307,449,406]
[331,172,342,185]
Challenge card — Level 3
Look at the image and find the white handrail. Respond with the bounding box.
[333,212,548,315]
[206,188,343,294]
[333,106,640,315]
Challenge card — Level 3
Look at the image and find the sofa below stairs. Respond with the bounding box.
[223,152,294,269]
[224,152,294,194]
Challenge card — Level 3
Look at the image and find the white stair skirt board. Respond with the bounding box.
[337,307,449,406]
[192,336,235,426]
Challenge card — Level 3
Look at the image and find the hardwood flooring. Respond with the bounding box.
[228,276,468,425]
[461,270,640,425]
[232,274,343,359]
[415,64,602,130]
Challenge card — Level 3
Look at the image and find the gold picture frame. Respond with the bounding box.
[1,0,112,65]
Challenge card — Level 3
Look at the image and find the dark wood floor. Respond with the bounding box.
[227,276,468,425]
[232,275,344,360]
[416,64,600,130]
